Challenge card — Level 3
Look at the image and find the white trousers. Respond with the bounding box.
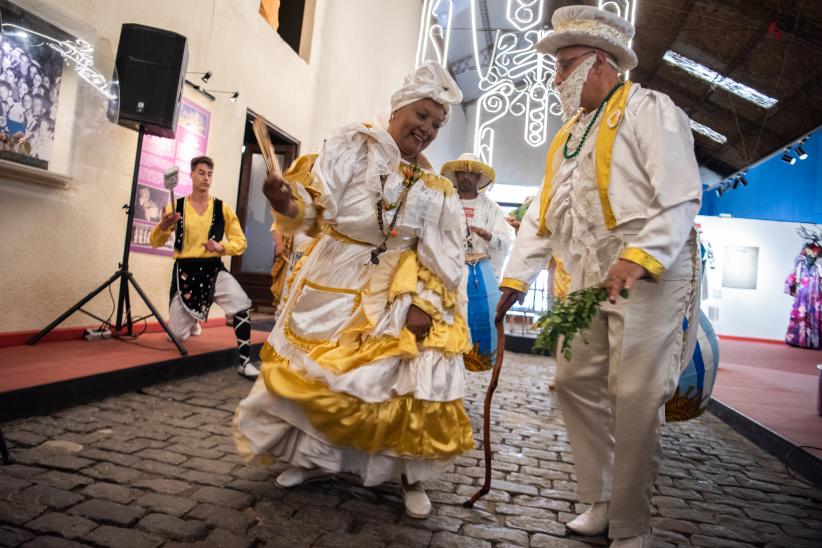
[554,236,698,539]
[168,270,252,340]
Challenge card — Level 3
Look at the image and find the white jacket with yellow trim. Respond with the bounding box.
[501,83,702,294]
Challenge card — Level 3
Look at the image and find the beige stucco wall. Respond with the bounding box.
[0,0,423,332]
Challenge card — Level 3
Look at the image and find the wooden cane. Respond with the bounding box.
[463,307,508,508]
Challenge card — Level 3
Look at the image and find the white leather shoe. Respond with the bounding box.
[190,323,202,336]
[402,481,432,519]
[567,502,609,536]
[237,362,261,379]
[274,466,330,488]
[610,531,652,548]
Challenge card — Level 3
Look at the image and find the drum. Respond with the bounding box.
[665,310,719,421]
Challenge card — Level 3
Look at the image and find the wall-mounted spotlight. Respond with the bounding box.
[187,71,212,84]
[206,89,240,102]
[715,182,729,197]
[738,174,748,186]
[781,149,796,165]
[796,144,808,160]
[731,178,739,189]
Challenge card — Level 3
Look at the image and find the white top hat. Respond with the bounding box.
[535,5,638,72]
[440,152,495,190]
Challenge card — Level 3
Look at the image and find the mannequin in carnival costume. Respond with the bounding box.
[150,156,260,379]
[497,7,701,547]
[234,62,473,519]
[441,153,513,369]
[785,227,822,349]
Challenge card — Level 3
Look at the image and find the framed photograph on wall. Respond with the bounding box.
[722,245,759,290]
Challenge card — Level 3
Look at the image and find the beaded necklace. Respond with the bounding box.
[562,81,624,159]
[458,193,478,252]
[370,162,422,265]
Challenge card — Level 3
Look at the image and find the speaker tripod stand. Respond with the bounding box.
[28,125,187,356]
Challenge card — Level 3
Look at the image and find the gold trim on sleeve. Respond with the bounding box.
[620,247,665,278]
[500,277,530,294]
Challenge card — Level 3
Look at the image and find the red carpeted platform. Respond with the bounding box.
[0,326,267,393]
[0,324,268,421]
[712,338,822,458]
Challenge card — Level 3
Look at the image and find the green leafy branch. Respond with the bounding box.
[533,286,629,361]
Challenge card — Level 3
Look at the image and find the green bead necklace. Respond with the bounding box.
[562,82,624,160]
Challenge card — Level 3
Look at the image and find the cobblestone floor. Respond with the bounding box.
[1,352,821,548]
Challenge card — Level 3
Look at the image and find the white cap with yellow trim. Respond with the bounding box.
[440,152,496,190]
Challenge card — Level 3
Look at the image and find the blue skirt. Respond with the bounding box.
[464,258,500,371]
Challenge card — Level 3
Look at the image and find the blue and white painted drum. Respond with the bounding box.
[665,310,720,421]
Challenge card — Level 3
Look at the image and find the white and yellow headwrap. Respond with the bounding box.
[390,61,463,125]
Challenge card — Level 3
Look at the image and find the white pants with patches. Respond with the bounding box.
[168,270,252,340]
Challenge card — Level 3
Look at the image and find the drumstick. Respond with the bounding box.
[252,118,282,176]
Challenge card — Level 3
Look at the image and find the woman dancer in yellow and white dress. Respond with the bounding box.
[234,62,473,518]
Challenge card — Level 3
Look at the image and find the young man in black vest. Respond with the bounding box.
[150,156,260,378]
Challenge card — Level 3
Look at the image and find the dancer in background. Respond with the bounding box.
[441,153,512,369]
[150,156,260,379]
[234,62,473,519]
[269,154,320,320]
[497,7,701,547]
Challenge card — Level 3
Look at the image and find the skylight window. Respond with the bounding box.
[690,120,727,144]
[663,50,777,109]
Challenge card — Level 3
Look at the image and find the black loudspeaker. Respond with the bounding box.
[113,24,188,138]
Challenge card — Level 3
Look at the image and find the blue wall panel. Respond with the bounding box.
[699,132,821,223]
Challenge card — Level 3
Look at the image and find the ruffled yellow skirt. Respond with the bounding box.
[234,235,474,485]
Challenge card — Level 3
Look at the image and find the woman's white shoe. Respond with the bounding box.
[402,482,432,519]
[274,466,330,488]
[566,502,609,535]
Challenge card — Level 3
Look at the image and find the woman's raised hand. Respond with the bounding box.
[263,173,298,217]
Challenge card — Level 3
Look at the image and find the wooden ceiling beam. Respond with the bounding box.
[684,10,777,117]
[744,68,822,156]
[759,68,822,119]
[641,0,696,82]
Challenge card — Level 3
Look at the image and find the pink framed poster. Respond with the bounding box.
[130,98,211,256]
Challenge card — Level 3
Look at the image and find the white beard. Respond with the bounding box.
[555,56,597,121]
